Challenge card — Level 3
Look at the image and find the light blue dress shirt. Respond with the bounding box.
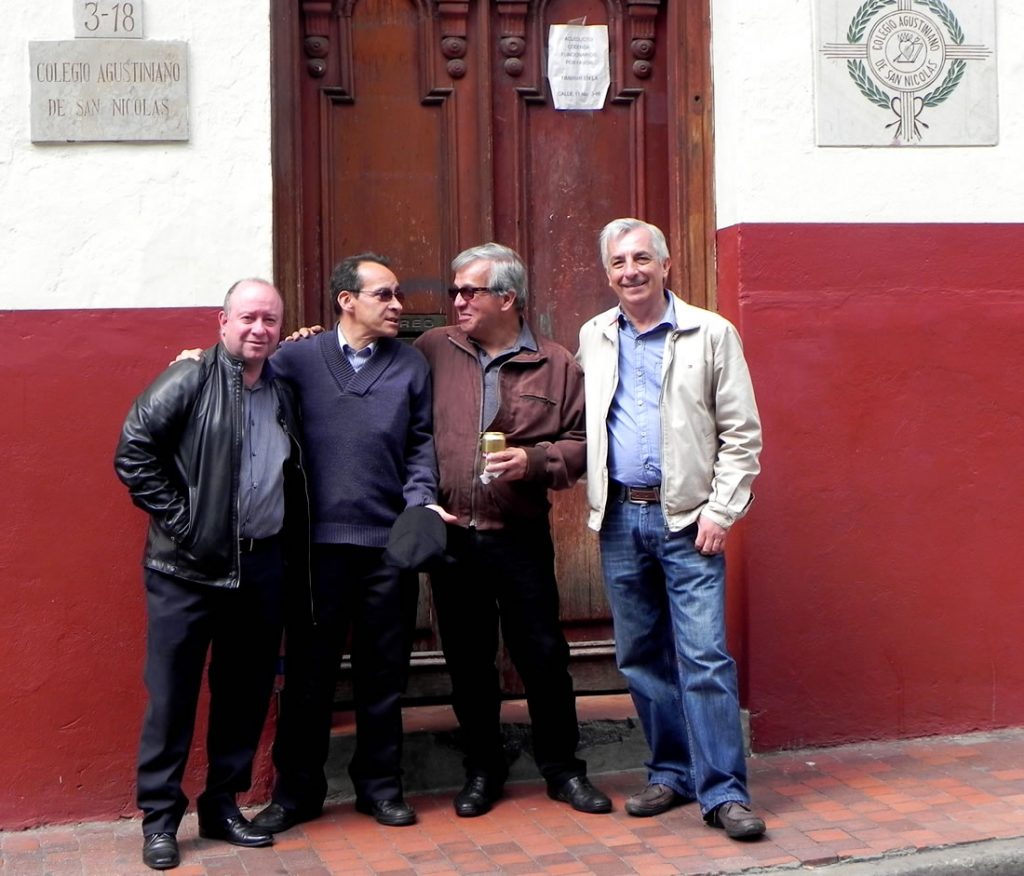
[337,325,375,372]
[606,294,676,487]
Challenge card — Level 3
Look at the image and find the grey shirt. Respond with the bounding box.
[473,320,537,429]
[238,377,289,539]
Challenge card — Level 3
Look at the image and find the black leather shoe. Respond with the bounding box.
[142,833,180,870]
[251,801,321,834]
[547,776,612,814]
[706,801,766,839]
[454,775,503,818]
[625,783,686,817]
[354,797,417,826]
[198,814,274,848]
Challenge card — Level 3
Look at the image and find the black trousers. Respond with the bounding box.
[429,521,586,788]
[137,543,284,834]
[270,544,418,808]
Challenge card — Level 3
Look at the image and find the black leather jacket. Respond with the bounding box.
[114,343,310,589]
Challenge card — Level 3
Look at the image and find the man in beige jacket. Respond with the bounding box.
[577,218,766,840]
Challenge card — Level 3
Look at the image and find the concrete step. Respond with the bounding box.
[323,693,647,801]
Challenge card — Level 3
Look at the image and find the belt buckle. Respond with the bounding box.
[627,486,660,504]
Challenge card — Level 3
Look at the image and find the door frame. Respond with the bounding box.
[266,0,717,703]
[269,0,715,329]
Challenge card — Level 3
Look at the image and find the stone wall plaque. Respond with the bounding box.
[74,0,144,39]
[30,39,188,142]
[815,0,996,146]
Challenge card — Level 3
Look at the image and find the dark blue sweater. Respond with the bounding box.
[272,331,437,547]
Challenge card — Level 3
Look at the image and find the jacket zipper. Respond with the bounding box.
[232,363,244,586]
[468,364,492,528]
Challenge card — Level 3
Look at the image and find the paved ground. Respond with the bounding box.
[3,728,1024,875]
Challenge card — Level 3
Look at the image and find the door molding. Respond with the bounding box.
[272,0,714,323]
[269,0,716,702]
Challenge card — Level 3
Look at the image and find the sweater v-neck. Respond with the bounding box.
[318,330,396,396]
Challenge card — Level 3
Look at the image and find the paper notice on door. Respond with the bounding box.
[546,24,610,111]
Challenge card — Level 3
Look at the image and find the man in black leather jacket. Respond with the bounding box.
[114,279,309,871]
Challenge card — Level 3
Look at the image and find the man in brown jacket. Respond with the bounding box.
[414,243,611,818]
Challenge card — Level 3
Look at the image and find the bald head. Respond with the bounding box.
[218,279,284,379]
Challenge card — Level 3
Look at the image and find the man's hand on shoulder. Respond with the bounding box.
[284,325,325,342]
[170,348,202,365]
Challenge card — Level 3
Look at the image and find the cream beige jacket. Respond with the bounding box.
[577,296,762,533]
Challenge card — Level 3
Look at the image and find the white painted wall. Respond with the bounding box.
[6,2,1016,311]
[1,1,273,310]
[712,1,1024,227]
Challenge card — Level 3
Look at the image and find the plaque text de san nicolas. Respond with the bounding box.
[30,38,189,143]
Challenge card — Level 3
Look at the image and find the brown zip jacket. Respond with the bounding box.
[415,325,586,530]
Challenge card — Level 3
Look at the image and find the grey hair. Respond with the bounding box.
[451,242,528,311]
[223,278,278,313]
[598,218,670,267]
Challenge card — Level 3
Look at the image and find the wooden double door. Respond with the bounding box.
[270,0,714,699]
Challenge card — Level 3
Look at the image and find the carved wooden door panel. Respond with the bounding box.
[271,0,713,699]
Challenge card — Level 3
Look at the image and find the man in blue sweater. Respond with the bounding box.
[247,254,444,829]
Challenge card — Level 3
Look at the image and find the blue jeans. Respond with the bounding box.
[599,498,749,815]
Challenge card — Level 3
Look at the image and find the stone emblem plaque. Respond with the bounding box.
[30,39,188,142]
[815,0,996,146]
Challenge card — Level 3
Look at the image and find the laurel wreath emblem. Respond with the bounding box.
[845,0,966,120]
[846,0,896,42]
[846,59,892,108]
[922,59,965,107]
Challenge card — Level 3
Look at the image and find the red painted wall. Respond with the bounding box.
[5,225,1024,826]
[0,308,274,829]
[718,223,1024,750]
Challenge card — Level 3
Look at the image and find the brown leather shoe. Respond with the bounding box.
[706,801,766,839]
[624,783,685,817]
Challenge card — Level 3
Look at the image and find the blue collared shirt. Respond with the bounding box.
[607,295,676,487]
[337,325,375,372]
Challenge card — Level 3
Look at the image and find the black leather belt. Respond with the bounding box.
[239,534,281,553]
[610,481,661,504]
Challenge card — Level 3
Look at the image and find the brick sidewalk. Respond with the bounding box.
[3,729,1024,875]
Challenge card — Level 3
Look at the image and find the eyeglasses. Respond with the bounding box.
[355,287,405,303]
[447,286,507,301]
